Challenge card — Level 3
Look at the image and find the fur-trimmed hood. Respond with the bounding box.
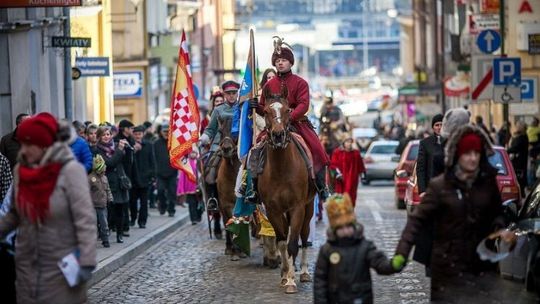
[444,124,494,168]
[441,107,471,138]
[57,119,79,145]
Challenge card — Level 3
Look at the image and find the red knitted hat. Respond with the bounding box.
[456,132,482,158]
[16,112,59,148]
[272,47,294,66]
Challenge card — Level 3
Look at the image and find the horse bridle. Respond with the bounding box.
[265,96,291,149]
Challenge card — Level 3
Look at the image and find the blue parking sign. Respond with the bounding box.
[493,58,521,86]
[521,76,538,103]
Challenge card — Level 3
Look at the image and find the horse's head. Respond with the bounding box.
[263,85,291,149]
[218,119,236,158]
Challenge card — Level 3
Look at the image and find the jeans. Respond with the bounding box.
[186,194,202,223]
[95,207,109,243]
[157,176,177,216]
[130,186,149,225]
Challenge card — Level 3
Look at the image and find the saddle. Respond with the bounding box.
[248,132,314,179]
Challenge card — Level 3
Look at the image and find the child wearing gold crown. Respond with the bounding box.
[314,194,406,304]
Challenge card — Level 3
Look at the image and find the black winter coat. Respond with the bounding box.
[416,134,444,194]
[314,224,395,304]
[507,132,529,174]
[0,131,20,170]
[95,146,129,204]
[132,140,155,188]
[153,137,177,178]
[114,133,135,181]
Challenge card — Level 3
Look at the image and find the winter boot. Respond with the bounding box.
[315,169,330,203]
[245,178,260,204]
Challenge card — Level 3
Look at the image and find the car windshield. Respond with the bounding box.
[488,150,507,175]
[407,144,419,161]
[370,144,397,154]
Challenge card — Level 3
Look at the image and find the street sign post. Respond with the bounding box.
[476,30,501,53]
[75,57,110,77]
[493,86,521,103]
[521,76,538,103]
[493,57,521,86]
[471,55,496,101]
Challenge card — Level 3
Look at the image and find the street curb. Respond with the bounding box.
[89,212,190,286]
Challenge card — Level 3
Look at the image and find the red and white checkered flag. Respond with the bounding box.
[168,30,200,182]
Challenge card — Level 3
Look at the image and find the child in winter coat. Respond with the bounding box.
[177,150,202,224]
[314,194,405,304]
[89,155,114,247]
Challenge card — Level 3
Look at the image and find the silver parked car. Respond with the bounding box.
[361,140,399,185]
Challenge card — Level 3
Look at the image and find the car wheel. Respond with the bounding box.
[395,198,406,210]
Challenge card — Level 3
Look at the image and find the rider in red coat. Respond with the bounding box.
[330,138,365,206]
[246,40,331,203]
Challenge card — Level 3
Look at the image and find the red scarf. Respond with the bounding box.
[17,163,63,223]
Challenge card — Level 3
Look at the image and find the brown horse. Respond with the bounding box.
[258,85,316,294]
[215,119,242,260]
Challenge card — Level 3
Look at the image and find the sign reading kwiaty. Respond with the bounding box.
[113,72,143,98]
[0,0,82,8]
[52,36,91,48]
[75,57,110,77]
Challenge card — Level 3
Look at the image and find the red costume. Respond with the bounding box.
[258,72,330,173]
[330,147,365,206]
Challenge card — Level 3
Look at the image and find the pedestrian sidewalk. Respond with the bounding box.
[89,207,189,286]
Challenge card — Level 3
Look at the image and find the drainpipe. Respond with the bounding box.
[63,7,73,120]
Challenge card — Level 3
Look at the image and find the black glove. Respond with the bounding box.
[78,266,95,284]
[248,98,259,110]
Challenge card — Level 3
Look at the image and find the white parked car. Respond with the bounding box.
[362,140,399,185]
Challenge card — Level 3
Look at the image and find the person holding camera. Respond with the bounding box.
[95,126,130,243]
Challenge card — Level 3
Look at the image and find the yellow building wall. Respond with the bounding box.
[70,1,114,123]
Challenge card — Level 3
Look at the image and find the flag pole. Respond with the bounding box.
[250,28,258,146]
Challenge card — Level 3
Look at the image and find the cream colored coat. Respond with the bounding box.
[0,141,97,304]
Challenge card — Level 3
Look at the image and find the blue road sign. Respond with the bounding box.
[477,30,501,54]
[493,57,521,86]
[521,76,538,102]
[75,57,110,77]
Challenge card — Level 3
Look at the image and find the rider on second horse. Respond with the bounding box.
[246,38,331,204]
[199,80,240,210]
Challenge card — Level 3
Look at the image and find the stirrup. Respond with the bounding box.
[207,197,219,211]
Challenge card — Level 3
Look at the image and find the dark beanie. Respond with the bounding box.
[17,112,59,148]
[432,114,443,127]
[272,47,294,66]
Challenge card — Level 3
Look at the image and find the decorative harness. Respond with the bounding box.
[265,95,291,149]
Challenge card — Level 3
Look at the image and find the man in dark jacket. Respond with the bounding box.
[507,121,529,197]
[0,113,29,170]
[129,125,155,228]
[153,124,178,217]
[314,194,401,304]
[416,114,444,196]
[114,119,135,234]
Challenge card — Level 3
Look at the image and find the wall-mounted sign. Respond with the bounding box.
[481,0,500,14]
[470,14,500,34]
[75,57,110,77]
[0,0,81,8]
[529,34,540,55]
[52,36,91,48]
[114,72,143,98]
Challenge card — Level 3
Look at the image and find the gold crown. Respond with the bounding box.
[325,193,356,228]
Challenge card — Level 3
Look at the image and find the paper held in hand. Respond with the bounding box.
[58,251,81,287]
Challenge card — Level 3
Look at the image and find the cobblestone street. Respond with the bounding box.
[88,183,535,304]
[89,183,432,303]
